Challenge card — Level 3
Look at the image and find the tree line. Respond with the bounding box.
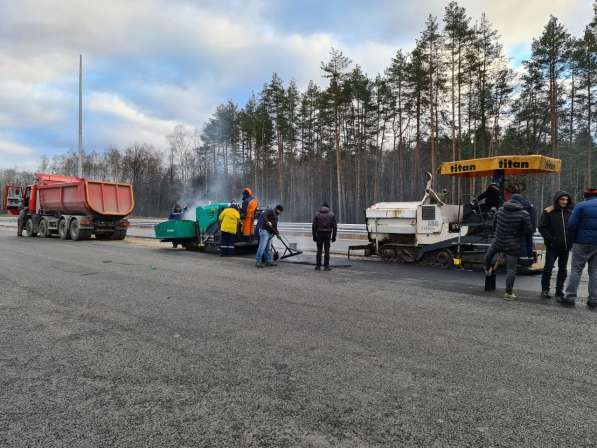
[1,2,595,222]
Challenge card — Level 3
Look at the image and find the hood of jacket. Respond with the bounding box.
[319,206,330,214]
[503,200,524,212]
[242,187,253,199]
[551,190,573,210]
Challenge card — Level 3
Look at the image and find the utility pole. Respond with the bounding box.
[78,54,83,178]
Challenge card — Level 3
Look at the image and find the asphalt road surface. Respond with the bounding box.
[1,228,596,447]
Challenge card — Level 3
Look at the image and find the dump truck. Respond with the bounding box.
[351,155,561,272]
[155,202,261,252]
[2,173,134,240]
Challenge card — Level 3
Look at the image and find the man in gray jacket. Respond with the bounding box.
[312,202,338,271]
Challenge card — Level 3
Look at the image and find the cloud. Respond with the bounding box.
[0,0,593,170]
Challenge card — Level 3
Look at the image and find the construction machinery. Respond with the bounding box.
[2,173,134,240]
[350,155,561,271]
[154,203,261,253]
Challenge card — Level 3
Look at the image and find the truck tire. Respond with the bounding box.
[58,218,71,240]
[38,219,50,238]
[25,218,37,237]
[110,229,127,240]
[69,219,91,241]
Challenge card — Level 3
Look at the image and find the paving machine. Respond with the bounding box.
[154,203,260,252]
[154,203,303,259]
[350,155,561,271]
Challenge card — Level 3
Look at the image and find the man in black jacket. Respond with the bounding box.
[538,191,573,298]
[312,202,338,271]
[485,194,533,300]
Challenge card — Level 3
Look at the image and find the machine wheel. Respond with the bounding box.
[172,242,179,248]
[397,248,416,263]
[24,218,37,237]
[381,246,397,262]
[58,218,71,240]
[110,229,127,240]
[183,241,199,250]
[432,250,453,269]
[38,219,50,238]
[70,219,90,241]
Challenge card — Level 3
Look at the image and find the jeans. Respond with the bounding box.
[485,245,519,294]
[315,233,331,267]
[565,243,597,301]
[220,232,236,256]
[541,247,569,293]
[256,228,273,264]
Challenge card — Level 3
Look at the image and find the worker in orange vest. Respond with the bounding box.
[241,187,258,238]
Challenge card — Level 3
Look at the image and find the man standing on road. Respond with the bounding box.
[16,197,28,237]
[218,202,241,256]
[560,188,597,307]
[312,202,337,271]
[539,191,573,298]
[255,204,283,268]
[485,194,533,301]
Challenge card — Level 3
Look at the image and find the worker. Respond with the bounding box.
[16,196,28,237]
[169,204,184,220]
[515,193,536,267]
[255,204,283,268]
[218,202,241,256]
[477,183,502,212]
[561,187,597,307]
[241,188,259,238]
[485,194,533,301]
[312,202,337,271]
[538,191,573,299]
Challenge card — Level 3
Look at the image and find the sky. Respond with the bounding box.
[0,0,593,170]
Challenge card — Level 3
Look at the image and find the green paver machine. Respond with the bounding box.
[154,203,260,253]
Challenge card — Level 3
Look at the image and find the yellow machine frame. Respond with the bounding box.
[439,155,561,178]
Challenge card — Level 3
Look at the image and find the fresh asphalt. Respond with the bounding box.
[1,228,595,447]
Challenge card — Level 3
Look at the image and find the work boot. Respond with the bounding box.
[265,262,277,267]
[324,266,332,271]
[503,292,518,301]
[256,262,265,268]
[555,290,564,298]
[587,300,597,309]
[314,266,321,271]
[17,233,22,237]
[540,290,551,299]
[557,295,575,306]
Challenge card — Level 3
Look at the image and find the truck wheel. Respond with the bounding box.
[69,219,90,241]
[38,219,50,238]
[58,218,71,240]
[25,218,37,237]
[110,229,127,240]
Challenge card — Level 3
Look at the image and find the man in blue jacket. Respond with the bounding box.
[561,188,597,307]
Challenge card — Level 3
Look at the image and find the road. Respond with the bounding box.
[1,228,595,447]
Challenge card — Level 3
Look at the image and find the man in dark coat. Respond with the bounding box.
[255,204,283,267]
[477,183,502,212]
[312,202,338,271]
[561,188,597,306]
[485,195,533,300]
[538,191,573,298]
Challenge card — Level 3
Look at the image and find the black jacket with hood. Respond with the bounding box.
[312,206,338,240]
[538,191,574,251]
[493,197,533,255]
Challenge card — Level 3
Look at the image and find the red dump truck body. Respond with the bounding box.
[36,178,134,217]
[4,173,135,241]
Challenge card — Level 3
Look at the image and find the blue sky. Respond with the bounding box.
[0,0,593,170]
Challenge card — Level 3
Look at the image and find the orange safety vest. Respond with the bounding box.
[242,198,258,236]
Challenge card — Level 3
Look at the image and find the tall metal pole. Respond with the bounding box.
[78,54,83,178]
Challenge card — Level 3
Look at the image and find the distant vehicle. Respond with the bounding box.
[351,155,561,272]
[2,173,134,241]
